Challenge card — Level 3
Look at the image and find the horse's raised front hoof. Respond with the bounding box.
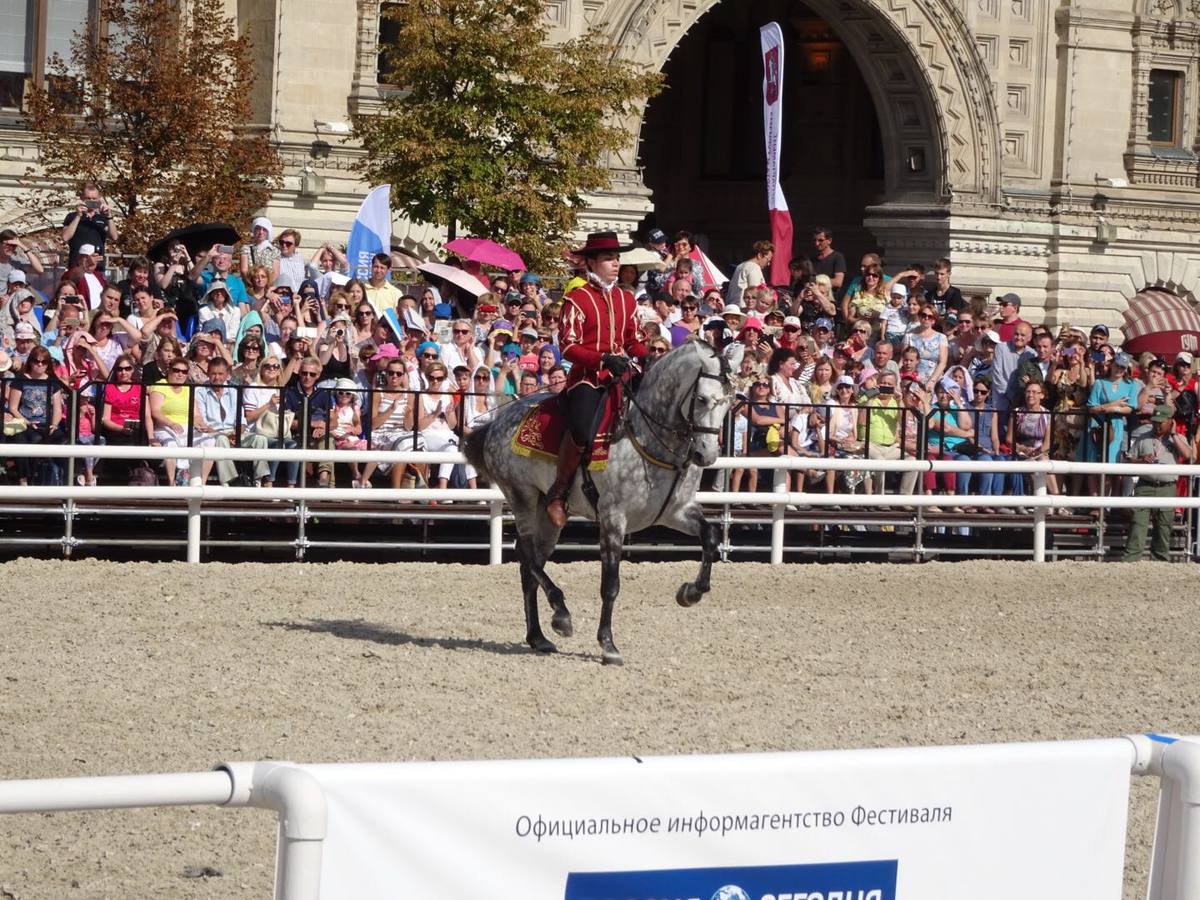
[601,648,624,666]
[676,582,704,607]
[527,634,558,654]
[551,611,574,638]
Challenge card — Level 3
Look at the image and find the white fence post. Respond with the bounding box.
[771,468,787,565]
[187,475,203,564]
[1032,472,1047,563]
[488,500,504,565]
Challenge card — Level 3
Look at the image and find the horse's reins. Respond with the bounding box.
[622,346,731,524]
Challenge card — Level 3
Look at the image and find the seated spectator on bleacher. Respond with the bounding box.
[141,335,182,386]
[244,355,297,488]
[817,375,863,495]
[330,377,369,487]
[283,356,335,486]
[197,281,241,343]
[148,358,193,485]
[5,346,65,485]
[1,281,42,349]
[416,361,460,493]
[923,379,974,506]
[186,328,231,383]
[191,356,265,486]
[858,371,919,497]
[232,332,265,385]
[100,353,146,452]
[11,322,38,369]
[359,358,420,488]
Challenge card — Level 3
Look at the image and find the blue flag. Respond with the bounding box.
[347,185,391,280]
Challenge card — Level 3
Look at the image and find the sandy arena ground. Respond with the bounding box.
[0,558,1197,898]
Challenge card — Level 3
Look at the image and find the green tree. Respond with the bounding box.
[356,0,662,271]
[22,0,281,252]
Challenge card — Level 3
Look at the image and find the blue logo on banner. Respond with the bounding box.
[563,859,897,900]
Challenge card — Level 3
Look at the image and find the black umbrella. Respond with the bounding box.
[146,222,239,263]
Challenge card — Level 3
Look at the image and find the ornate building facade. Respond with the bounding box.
[2,0,1200,335]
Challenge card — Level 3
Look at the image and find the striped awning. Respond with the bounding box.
[1122,289,1200,338]
[1121,289,1200,362]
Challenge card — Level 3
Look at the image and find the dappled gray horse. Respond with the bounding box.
[463,340,741,665]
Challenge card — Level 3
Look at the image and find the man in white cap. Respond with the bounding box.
[239,216,281,283]
[62,182,119,267]
[72,244,107,309]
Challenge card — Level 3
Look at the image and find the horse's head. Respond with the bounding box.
[685,340,738,467]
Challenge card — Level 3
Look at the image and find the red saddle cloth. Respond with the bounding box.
[512,387,622,471]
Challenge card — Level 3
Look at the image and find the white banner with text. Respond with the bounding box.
[300,739,1132,899]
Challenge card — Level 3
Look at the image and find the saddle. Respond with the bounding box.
[511,386,624,471]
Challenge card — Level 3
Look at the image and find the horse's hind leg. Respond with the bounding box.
[516,533,557,654]
[668,503,718,608]
[533,519,572,637]
[597,519,626,666]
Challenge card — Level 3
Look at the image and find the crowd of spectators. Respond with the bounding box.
[1,198,1197,527]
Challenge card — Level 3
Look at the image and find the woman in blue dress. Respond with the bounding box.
[1078,351,1139,495]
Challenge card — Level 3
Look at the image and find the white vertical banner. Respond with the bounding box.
[760,22,793,285]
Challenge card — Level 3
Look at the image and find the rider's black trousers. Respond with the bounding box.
[563,382,606,447]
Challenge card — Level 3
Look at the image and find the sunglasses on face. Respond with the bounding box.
[920,314,935,320]
[334,304,350,310]
[386,370,406,377]
[300,371,319,379]
[473,374,489,381]
[279,240,295,247]
[170,367,189,375]
[649,347,667,354]
[453,329,471,335]
[428,375,446,382]
[421,353,438,359]
[336,391,354,396]
[357,310,373,317]
[115,364,134,372]
[262,363,281,370]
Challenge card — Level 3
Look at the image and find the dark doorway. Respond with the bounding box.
[639,0,886,273]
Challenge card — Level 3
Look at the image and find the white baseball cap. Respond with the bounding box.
[78,244,97,256]
[7,269,26,284]
[890,282,908,299]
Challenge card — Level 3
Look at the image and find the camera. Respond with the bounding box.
[217,244,235,255]
[879,384,895,395]
[1089,349,1106,364]
[332,327,345,338]
[84,200,101,210]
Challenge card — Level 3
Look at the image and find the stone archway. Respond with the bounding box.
[598,0,1002,221]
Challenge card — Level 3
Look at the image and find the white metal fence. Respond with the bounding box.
[1,443,1198,563]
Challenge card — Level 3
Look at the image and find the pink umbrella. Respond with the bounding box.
[444,237,525,271]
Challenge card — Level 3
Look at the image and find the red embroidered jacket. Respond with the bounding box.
[559,280,647,387]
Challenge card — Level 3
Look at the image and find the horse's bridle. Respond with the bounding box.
[624,346,731,473]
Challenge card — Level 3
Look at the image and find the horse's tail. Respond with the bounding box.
[462,420,492,479]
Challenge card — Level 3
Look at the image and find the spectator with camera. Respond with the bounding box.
[191,244,248,306]
[0,230,45,285]
[317,314,356,383]
[62,183,119,267]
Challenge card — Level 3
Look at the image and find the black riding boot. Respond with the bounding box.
[545,435,585,527]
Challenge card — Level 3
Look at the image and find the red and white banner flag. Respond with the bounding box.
[760,22,792,286]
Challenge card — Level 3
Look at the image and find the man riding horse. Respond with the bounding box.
[545,232,648,527]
